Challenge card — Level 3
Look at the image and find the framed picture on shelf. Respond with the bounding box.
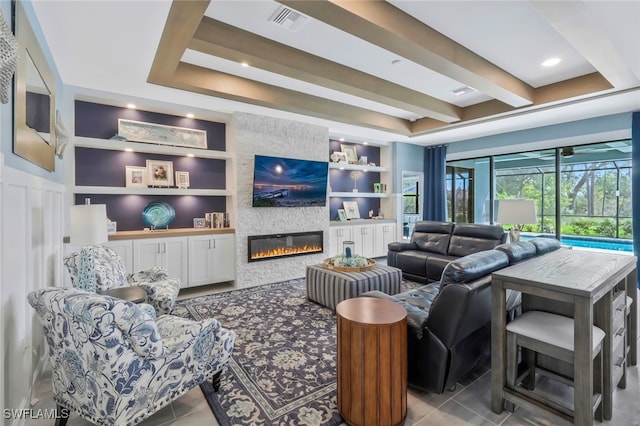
[175,171,190,189]
[340,144,358,164]
[146,159,174,187]
[118,119,207,149]
[193,218,206,229]
[331,151,348,163]
[125,166,148,188]
[337,208,347,221]
[342,201,361,219]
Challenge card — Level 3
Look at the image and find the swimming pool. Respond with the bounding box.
[523,235,633,252]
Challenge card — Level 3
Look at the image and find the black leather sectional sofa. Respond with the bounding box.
[363,237,561,394]
[387,221,507,283]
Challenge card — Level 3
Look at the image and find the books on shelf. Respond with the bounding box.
[205,212,230,228]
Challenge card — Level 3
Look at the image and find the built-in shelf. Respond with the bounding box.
[74,136,234,160]
[329,192,389,198]
[329,162,387,172]
[74,186,232,196]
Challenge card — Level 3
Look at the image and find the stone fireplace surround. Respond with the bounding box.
[230,112,329,287]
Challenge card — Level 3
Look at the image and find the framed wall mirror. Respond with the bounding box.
[14,2,55,171]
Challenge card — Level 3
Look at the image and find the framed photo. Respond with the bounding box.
[106,221,117,234]
[125,166,148,188]
[118,119,207,149]
[359,155,368,165]
[337,208,347,221]
[175,171,190,189]
[331,151,348,163]
[343,201,361,219]
[193,218,206,228]
[341,144,358,164]
[146,159,174,187]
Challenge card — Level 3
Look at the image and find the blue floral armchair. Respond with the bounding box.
[64,245,180,315]
[28,287,235,426]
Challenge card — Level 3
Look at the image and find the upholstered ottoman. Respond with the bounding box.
[306,264,402,310]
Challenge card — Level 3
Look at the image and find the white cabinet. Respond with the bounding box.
[188,234,235,287]
[374,222,397,258]
[133,237,188,287]
[328,226,353,257]
[352,224,376,259]
[105,240,134,274]
[329,221,397,259]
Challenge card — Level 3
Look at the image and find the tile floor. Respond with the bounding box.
[25,285,640,426]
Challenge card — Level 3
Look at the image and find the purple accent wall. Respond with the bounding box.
[329,140,380,165]
[74,194,226,231]
[75,101,226,151]
[75,147,226,189]
[329,197,380,220]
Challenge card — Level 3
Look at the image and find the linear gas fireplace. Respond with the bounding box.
[248,231,323,262]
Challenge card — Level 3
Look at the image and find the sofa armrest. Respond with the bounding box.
[388,241,418,252]
[360,291,429,339]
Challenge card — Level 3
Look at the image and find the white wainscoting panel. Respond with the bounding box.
[1,153,65,424]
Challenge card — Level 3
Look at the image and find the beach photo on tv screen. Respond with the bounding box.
[252,155,328,207]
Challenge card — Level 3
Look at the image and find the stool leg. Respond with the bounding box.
[524,348,536,391]
[594,349,603,421]
[506,331,517,413]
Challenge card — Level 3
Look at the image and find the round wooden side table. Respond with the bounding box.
[336,297,407,426]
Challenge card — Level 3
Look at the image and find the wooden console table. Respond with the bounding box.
[491,248,637,426]
[336,298,407,426]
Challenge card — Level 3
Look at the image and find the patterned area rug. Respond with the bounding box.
[172,278,422,426]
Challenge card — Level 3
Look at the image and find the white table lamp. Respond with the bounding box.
[496,199,537,243]
[70,203,108,247]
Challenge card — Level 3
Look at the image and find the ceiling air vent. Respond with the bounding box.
[269,6,308,31]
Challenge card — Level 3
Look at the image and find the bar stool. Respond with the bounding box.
[506,310,605,422]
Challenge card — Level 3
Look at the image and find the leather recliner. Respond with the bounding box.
[362,238,561,394]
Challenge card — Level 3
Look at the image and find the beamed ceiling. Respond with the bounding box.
[29,0,640,145]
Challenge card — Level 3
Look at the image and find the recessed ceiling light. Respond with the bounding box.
[241,62,249,67]
[362,142,368,145]
[186,113,194,118]
[124,148,134,152]
[542,57,561,67]
[451,86,476,96]
[339,137,345,142]
[126,103,136,109]
[186,153,195,158]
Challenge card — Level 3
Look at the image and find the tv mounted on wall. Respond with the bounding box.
[252,155,328,207]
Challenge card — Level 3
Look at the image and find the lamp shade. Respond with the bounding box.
[70,204,108,246]
[496,199,537,225]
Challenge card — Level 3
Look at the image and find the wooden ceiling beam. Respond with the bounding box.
[190,17,461,123]
[279,0,535,108]
[148,0,210,82]
[167,62,413,135]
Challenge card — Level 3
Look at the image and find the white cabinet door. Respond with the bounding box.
[188,234,236,287]
[374,223,397,258]
[133,237,188,287]
[329,226,353,257]
[188,236,211,287]
[353,224,376,258]
[105,240,133,274]
[210,234,236,284]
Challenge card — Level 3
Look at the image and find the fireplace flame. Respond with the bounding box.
[251,244,323,259]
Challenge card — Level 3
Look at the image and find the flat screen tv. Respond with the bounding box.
[252,155,328,207]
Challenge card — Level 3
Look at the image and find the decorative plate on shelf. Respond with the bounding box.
[142,201,175,229]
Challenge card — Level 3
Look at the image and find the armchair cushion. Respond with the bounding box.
[28,287,235,426]
[64,245,180,315]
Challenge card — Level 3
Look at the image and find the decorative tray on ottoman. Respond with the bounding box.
[323,257,376,272]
